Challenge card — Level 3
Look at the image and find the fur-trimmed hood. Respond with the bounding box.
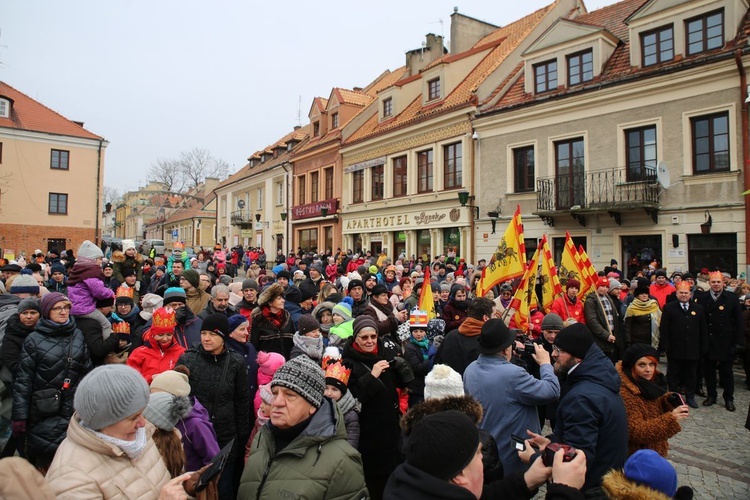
[602,470,693,500]
[110,250,143,264]
[401,395,483,435]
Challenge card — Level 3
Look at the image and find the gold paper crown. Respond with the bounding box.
[173,242,185,251]
[709,270,724,281]
[325,361,351,387]
[676,282,691,292]
[116,286,134,299]
[112,321,130,334]
[151,307,177,334]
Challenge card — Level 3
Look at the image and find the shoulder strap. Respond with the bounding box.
[209,354,231,420]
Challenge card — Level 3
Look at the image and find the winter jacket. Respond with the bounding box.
[464,354,560,475]
[12,317,92,459]
[110,250,144,284]
[127,337,185,384]
[0,456,56,499]
[601,469,693,500]
[696,289,745,361]
[616,362,681,457]
[226,336,259,420]
[46,279,68,295]
[337,390,361,449]
[550,294,586,325]
[284,300,306,331]
[624,313,654,347]
[659,301,708,361]
[238,398,368,500]
[343,338,406,479]
[250,307,295,359]
[434,317,483,375]
[0,294,21,346]
[46,416,170,499]
[177,345,251,448]
[384,462,479,499]
[584,292,623,355]
[554,343,628,491]
[0,312,36,373]
[403,340,433,403]
[185,288,210,317]
[442,300,469,332]
[67,260,115,316]
[74,316,121,367]
[351,296,369,318]
[328,320,354,348]
[362,301,401,339]
[176,397,220,472]
[236,298,258,321]
[649,282,676,309]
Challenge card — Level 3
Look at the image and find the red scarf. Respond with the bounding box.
[352,340,379,356]
[261,305,285,330]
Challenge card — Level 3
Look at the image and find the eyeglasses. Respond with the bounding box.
[552,345,563,354]
[50,305,72,313]
[358,334,378,340]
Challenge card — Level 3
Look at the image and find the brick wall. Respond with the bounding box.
[0,223,98,258]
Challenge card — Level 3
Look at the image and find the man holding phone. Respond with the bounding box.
[464,319,560,475]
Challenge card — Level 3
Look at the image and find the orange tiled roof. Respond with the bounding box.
[343,2,558,145]
[0,81,104,140]
[334,88,373,107]
[480,0,748,114]
[363,67,409,96]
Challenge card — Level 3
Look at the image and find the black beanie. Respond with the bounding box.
[622,344,659,370]
[201,313,230,338]
[406,410,480,480]
[554,323,594,359]
[298,314,320,336]
[348,279,364,292]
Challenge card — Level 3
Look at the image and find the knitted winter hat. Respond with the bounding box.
[74,365,150,430]
[201,313,230,338]
[352,316,378,338]
[276,270,291,280]
[140,294,163,314]
[332,298,353,321]
[347,279,364,292]
[122,268,137,278]
[181,269,200,289]
[143,393,192,431]
[298,314,320,336]
[259,383,273,405]
[257,351,286,377]
[622,344,659,370]
[163,287,187,306]
[624,449,678,497]
[554,323,594,359]
[406,410,480,481]
[227,314,248,334]
[608,279,622,292]
[540,313,564,331]
[121,239,137,253]
[17,297,41,315]
[271,356,326,409]
[41,292,69,318]
[150,370,191,397]
[242,279,259,291]
[565,278,580,290]
[284,286,302,304]
[78,240,104,260]
[50,262,66,275]
[9,272,40,295]
[425,365,464,400]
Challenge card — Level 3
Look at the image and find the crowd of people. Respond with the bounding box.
[0,240,747,499]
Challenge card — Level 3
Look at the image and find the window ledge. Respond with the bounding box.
[506,192,536,200]
[682,170,739,186]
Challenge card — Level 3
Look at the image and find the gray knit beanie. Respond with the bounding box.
[78,240,104,260]
[271,356,326,409]
[74,365,150,430]
[143,393,192,431]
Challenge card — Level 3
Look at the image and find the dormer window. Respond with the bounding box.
[383,97,393,117]
[534,59,557,93]
[331,112,339,129]
[313,121,320,137]
[249,159,256,168]
[0,98,8,118]
[641,25,674,66]
[686,10,723,56]
[427,78,441,101]
[567,50,593,86]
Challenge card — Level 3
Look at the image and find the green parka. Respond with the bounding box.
[238,397,368,500]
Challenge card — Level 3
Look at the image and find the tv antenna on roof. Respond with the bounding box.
[297,95,302,127]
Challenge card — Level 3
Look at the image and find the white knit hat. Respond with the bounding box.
[77,240,104,260]
[425,364,464,400]
[121,239,136,252]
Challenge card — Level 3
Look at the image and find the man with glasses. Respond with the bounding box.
[198,285,235,320]
[531,323,626,493]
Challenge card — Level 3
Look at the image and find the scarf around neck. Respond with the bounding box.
[625,298,661,318]
[90,426,148,460]
[261,305,286,330]
[409,336,430,360]
[292,333,323,360]
[626,370,668,400]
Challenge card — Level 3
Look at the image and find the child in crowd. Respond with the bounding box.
[128,307,185,383]
[322,348,360,448]
[253,351,285,414]
[67,240,115,338]
[402,309,437,408]
[246,383,272,461]
[143,392,192,478]
[290,315,324,361]
[328,297,354,348]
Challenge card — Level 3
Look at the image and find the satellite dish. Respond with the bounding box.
[656,161,670,189]
[237,200,245,209]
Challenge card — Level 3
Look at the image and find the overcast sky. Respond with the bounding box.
[2,0,618,194]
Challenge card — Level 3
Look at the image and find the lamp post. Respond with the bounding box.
[487,210,500,234]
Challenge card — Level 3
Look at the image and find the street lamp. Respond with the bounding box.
[487,210,500,234]
[458,190,479,218]
[321,206,329,217]
[280,211,287,221]
[255,213,261,222]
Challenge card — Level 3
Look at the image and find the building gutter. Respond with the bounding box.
[94,139,104,244]
[734,49,750,276]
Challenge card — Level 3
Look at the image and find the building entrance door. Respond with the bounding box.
[621,235,662,280]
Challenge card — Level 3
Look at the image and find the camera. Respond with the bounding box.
[542,443,577,467]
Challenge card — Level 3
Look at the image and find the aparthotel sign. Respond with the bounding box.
[344,207,464,232]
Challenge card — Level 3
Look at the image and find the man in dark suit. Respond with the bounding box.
[659,282,708,408]
[696,271,745,411]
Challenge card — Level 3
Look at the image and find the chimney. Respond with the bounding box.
[405,33,446,76]
[450,10,499,54]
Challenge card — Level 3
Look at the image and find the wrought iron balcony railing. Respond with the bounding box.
[230,209,253,227]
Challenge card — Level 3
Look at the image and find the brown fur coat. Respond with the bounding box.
[616,361,681,457]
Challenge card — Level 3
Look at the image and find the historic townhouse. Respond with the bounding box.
[214,127,309,254]
[290,70,406,254]
[339,2,577,263]
[0,81,108,255]
[473,0,750,276]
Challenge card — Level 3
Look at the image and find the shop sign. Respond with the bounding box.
[371,232,383,242]
[344,157,385,174]
[396,231,406,242]
[292,199,339,220]
[240,230,252,237]
[344,208,465,232]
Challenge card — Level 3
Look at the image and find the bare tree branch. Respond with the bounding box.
[102,186,121,205]
[179,148,230,190]
[147,158,183,192]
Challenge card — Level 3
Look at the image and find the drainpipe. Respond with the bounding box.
[282,162,292,255]
[94,139,103,244]
[734,50,750,276]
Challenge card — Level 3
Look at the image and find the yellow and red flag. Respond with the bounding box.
[539,235,563,312]
[418,267,437,320]
[559,232,587,298]
[477,205,526,297]
[509,247,539,333]
[578,245,599,292]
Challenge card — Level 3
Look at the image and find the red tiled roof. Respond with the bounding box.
[0,81,104,140]
[362,67,409,96]
[480,0,748,114]
[333,88,373,107]
[343,2,558,145]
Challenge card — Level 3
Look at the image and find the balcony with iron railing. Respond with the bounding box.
[230,209,254,227]
[533,166,659,227]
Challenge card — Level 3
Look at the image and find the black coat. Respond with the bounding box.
[342,338,405,478]
[177,345,250,447]
[659,301,708,361]
[0,313,36,373]
[554,344,628,492]
[434,323,482,375]
[75,316,120,367]
[403,341,431,400]
[12,317,92,458]
[250,307,295,359]
[696,289,745,361]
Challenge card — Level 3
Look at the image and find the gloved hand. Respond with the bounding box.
[427,345,438,359]
[12,420,27,437]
